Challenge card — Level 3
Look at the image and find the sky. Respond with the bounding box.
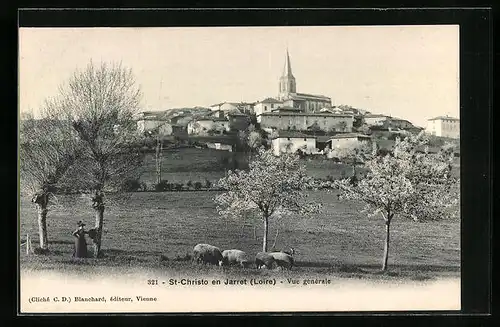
[19,25,459,127]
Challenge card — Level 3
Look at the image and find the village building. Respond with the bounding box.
[227,112,251,131]
[425,115,460,139]
[210,101,255,115]
[206,142,233,152]
[187,117,230,135]
[387,118,415,130]
[253,98,283,117]
[328,133,372,149]
[271,131,317,156]
[210,102,240,112]
[259,111,354,133]
[363,114,390,126]
[136,111,173,136]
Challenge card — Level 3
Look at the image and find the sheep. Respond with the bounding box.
[192,243,223,266]
[255,252,276,269]
[271,247,296,256]
[268,251,294,270]
[219,249,251,268]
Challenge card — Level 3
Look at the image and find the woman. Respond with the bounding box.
[72,221,88,258]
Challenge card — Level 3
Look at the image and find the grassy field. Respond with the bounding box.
[139,147,369,185]
[139,147,459,186]
[19,189,460,281]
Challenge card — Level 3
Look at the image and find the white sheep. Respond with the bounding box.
[192,243,223,266]
[268,251,294,270]
[219,249,251,268]
[255,252,276,269]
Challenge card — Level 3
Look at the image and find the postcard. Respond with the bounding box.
[18,23,461,313]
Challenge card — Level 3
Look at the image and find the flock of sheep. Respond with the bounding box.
[192,243,296,270]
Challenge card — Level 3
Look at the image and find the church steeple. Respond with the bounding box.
[279,48,297,100]
[283,48,293,77]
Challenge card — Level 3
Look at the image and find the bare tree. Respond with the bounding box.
[19,113,80,251]
[45,60,145,258]
[155,133,163,185]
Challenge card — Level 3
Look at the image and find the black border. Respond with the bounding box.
[11,7,493,322]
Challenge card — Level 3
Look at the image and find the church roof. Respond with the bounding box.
[291,93,331,101]
[282,49,294,78]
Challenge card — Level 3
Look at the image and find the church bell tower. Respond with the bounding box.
[279,49,297,100]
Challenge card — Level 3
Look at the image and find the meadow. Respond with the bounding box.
[138,147,370,186]
[19,147,460,281]
[19,189,460,281]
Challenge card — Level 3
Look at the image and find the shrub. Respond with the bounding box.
[194,181,203,190]
[174,183,183,191]
[377,148,391,156]
[205,179,212,189]
[186,180,193,189]
[121,179,141,192]
[33,247,50,255]
[139,182,147,191]
[154,180,169,192]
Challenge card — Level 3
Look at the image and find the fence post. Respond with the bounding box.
[26,234,30,255]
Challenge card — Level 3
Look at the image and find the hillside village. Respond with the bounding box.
[136,50,459,157]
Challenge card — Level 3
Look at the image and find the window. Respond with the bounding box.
[287,138,290,141]
[271,104,274,108]
[304,138,307,141]
[264,106,267,111]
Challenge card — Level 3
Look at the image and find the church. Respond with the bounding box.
[254,49,334,118]
[255,50,353,134]
[277,49,332,112]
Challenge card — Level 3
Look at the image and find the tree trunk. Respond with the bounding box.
[37,204,48,250]
[271,225,280,250]
[91,191,105,258]
[262,215,269,252]
[32,192,49,250]
[155,137,162,184]
[382,216,392,271]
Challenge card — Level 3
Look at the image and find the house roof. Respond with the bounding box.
[260,112,354,118]
[272,131,317,140]
[136,111,169,121]
[228,112,250,117]
[320,108,340,113]
[364,114,389,118]
[428,115,460,121]
[330,133,372,140]
[259,97,283,103]
[271,106,301,112]
[194,116,229,122]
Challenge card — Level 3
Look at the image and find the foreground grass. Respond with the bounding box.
[19,190,460,282]
[20,243,459,283]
